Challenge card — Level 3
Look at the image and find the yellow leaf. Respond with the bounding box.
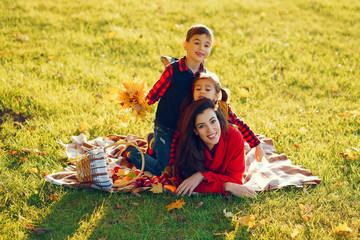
[29,168,38,174]
[356,119,360,124]
[334,223,352,233]
[166,198,185,211]
[150,183,163,194]
[236,215,257,228]
[107,32,116,39]
[47,56,54,60]
[331,85,338,93]
[67,156,80,164]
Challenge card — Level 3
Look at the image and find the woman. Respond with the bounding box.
[174,98,256,198]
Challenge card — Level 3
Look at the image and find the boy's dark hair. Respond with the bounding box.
[186,24,213,42]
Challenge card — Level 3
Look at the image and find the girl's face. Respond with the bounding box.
[193,78,219,102]
[194,108,221,151]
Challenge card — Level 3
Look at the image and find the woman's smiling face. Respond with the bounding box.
[194,108,221,150]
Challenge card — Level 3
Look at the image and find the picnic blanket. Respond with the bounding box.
[45,133,321,193]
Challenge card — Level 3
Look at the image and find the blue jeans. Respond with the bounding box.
[128,123,174,176]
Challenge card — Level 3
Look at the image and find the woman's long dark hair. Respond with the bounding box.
[175,99,228,179]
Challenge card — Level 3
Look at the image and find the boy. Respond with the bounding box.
[123,24,213,176]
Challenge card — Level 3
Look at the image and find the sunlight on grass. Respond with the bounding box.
[0,0,359,239]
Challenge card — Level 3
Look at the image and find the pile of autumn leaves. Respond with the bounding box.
[106,77,151,119]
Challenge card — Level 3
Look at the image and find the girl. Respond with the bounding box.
[169,71,265,166]
[174,98,256,197]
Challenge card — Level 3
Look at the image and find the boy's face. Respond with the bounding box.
[183,34,212,64]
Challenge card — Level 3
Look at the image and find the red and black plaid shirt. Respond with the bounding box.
[145,56,205,105]
[169,104,260,166]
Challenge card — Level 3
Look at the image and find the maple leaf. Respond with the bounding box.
[150,183,163,193]
[333,223,352,233]
[166,198,185,211]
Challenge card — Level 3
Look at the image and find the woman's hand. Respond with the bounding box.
[224,182,257,198]
[255,144,266,162]
[176,172,205,196]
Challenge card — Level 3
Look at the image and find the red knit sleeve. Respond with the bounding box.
[195,127,245,194]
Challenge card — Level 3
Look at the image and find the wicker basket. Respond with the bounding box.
[76,141,145,189]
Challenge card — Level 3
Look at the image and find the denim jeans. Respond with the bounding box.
[128,123,174,176]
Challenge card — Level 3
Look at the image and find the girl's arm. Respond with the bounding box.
[145,65,173,105]
[227,105,260,148]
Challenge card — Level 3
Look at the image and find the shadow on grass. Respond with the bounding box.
[28,187,111,240]
[27,186,258,240]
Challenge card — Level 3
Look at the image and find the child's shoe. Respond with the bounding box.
[146,132,155,156]
[121,144,136,159]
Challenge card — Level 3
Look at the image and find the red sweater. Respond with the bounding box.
[194,125,245,194]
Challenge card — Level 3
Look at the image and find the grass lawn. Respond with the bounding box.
[1,0,359,239]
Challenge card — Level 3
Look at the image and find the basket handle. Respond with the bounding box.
[110,141,145,188]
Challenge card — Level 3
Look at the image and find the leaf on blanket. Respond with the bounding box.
[166,198,185,211]
[150,183,163,193]
[67,156,80,164]
[333,223,352,233]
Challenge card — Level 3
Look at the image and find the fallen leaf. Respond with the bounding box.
[195,201,204,209]
[106,32,116,39]
[331,85,338,93]
[29,168,38,174]
[333,223,352,233]
[294,144,300,149]
[166,198,185,211]
[0,51,4,55]
[299,204,312,220]
[47,56,54,60]
[236,215,257,228]
[10,150,18,155]
[49,194,59,202]
[291,225,303,238]
[335,182,341,186]
[223,208,233,218]
[25,223,34,229]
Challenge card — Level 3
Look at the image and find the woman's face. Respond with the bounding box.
[194,108,221,150]
[193,78,219,102]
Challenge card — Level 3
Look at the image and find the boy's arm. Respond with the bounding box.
[145,65,173,105]
[227,105,260,148]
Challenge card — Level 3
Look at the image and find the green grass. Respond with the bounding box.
[1,0,359,239]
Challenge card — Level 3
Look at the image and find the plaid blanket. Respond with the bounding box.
[46,133,320,193]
